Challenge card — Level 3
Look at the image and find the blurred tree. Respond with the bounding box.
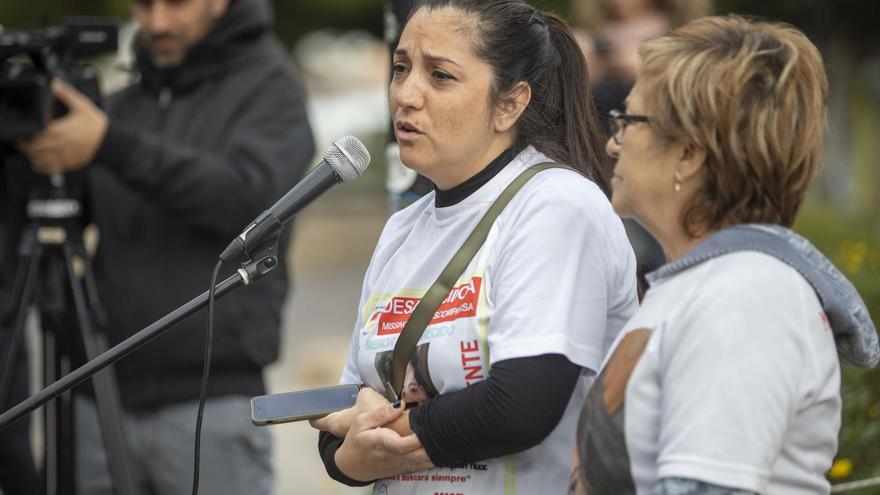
[715,0,880,45]
[1,0,384,49]
[270,0,383,49]
[0,0,128,28]
[531,0,571,18]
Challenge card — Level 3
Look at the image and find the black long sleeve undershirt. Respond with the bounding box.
[318,431,372,486]
[318,353,582,485]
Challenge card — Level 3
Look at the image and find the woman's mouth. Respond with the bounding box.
[396,121,424,141]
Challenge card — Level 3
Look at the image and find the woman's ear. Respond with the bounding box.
[494,82,531,133]
[677,143,707,181]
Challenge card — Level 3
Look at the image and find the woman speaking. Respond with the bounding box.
[310,0,638,493]
[572,15,879,495]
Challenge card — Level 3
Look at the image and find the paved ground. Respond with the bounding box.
[265,185,389,495]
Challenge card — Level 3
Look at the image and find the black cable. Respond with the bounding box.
[191,259,223,495]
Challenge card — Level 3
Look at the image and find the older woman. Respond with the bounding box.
[571,15,879,495]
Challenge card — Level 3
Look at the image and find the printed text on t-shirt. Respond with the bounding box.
[373,278,483,336]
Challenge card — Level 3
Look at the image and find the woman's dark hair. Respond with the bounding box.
[411,0,612,196]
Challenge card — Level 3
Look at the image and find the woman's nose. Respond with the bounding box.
[392,73,425,110]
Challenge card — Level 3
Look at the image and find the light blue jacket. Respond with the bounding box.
[646,224,879,368]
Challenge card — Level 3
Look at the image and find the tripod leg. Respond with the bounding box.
[0,254,43,495]
[0,254,41,406]
[62,244,139,495]
[0,353,42,495]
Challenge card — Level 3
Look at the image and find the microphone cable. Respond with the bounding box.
[191,259,223,495]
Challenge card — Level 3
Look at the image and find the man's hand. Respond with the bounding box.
[17,79,108,175]
[334,401,434,482]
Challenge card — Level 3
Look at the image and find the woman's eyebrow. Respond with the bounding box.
[424,53,462,68]
[393,47,462,68]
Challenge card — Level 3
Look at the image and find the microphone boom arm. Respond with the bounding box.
[0,235,281,431]
[1,134,371,430]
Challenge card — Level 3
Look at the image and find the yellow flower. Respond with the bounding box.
[828,458,853,480]
[836,241,868,275]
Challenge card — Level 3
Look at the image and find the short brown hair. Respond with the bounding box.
[637,15,829,236]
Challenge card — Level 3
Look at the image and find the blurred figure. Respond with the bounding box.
[571,15,879,495]
[573,0,710,119]
[573,0,710,286]
[15,0,314,493]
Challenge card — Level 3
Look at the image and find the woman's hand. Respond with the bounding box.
[334,401,434,482]
[310,407,357,438]
[310,387,391,437]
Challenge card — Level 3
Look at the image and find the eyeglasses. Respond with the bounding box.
[609,109,650,145]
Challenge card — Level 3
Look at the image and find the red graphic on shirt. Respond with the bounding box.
[460,340,484,385]
[373,278,482,336]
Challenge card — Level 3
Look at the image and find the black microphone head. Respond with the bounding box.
[324,136,371,182]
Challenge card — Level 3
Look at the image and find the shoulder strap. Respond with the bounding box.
[385,162,573,400]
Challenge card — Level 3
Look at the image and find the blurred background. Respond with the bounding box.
[1,0,878,492]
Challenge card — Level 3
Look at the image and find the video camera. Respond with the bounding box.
[0,18,118,142]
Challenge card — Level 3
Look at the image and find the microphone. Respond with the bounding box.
[220,136,371,262]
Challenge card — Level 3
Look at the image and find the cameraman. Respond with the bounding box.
[16,0,314,493]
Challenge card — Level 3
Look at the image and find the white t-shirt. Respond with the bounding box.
[339,146,638,495]
[575,251,841,495]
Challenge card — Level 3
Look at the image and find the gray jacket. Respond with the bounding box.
[647,224,879,368]
[85,0,315,408]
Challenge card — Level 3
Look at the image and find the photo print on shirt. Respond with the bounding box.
[570,328,653,495]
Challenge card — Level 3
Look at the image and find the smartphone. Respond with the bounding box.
[250,384,362,426]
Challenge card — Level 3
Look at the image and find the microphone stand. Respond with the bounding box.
[0,228,283,431]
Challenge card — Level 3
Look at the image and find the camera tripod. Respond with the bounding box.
[0,172,137,495]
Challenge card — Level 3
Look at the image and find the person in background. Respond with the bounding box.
[15,0,315,493]
[572,0,710,288]
[572,0,710,122]
[310,1,638,493]
[571,15,879,495]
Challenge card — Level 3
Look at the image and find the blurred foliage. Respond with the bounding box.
[714,0,880,44]
[0,0,129,27]
[794,200,880,482]
[270,0,383,52]
[4,0,879,47]
[0,0,384,49]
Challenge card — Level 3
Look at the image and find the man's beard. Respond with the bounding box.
[143,34,188,68]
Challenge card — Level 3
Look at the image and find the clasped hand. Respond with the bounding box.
[310,387,434,481]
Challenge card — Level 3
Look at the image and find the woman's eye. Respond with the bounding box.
[392,63,408,75]
[432,70,455,81]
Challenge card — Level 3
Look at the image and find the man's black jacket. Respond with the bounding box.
[85,0,314,408]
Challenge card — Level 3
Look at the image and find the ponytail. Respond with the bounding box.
[416,0,612,197]
[544,14,612,196]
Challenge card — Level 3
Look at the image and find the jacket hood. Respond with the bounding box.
[134,0,274,93]
[647,224,880,368]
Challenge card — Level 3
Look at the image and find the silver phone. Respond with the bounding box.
[250,384,362,426]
